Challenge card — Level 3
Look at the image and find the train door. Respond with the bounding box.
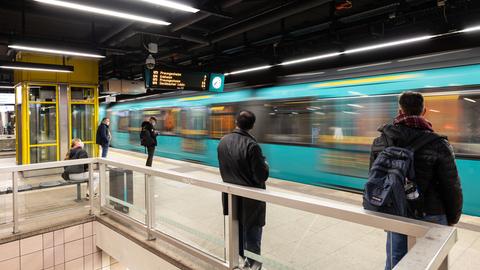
[181,107,207,154]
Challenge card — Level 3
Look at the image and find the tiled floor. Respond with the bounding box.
[1,150,480,269]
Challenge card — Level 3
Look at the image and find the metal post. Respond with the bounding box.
[99,163,106,213]
[145,174,156,241]
[228,193,240,270]
[12,172,19,234]
[89,162,94,216]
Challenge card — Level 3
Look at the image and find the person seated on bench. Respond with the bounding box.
[62,138,98,198]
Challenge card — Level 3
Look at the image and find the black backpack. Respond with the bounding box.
[140,127,150,146]
[363,132,442,217]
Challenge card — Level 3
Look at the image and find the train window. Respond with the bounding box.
[424,93,480,156]
[263,99,313,144]
[144,108,179,135]
[209,105,235,139]
[181,107,207,136]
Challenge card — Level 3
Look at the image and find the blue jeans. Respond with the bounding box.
[240,225,263,267]
[101,144,109,158]
[385,214,448,270]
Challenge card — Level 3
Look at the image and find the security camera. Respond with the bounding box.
[146,54,155,70]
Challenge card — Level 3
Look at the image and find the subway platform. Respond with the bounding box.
[0,149,476,269]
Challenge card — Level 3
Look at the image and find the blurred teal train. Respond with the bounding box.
[102,61,480,216]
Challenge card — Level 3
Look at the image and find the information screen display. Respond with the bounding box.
[150,69,209,91]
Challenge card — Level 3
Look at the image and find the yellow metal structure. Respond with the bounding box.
[14,52,99,164]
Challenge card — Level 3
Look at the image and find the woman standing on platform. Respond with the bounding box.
[96,117,111,158]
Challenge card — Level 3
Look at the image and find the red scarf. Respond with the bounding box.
[393,114,434,132]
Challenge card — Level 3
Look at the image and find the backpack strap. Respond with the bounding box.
[409,133,444,152]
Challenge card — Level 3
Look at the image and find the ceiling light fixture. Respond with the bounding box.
[139,0,199,13]
[0,86,14,89]
[224,65,272,76]
[8,45,105,58]
[34,0,170,25]
[464,98,477,103]
[280,52,343,66]
[344,35,434,54]
[0,62,74,73]
[458,25,480,33]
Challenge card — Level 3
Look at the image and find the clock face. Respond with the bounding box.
[212,76,222,89]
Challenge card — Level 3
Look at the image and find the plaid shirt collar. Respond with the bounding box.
[393,114,434,132]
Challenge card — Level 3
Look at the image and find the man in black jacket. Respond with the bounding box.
[218,111,269,270]
[96,118,111,158]
[370,92,463,269]
[141,117,158,167]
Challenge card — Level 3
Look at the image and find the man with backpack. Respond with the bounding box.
[140,117,158,167]
[365,91,463,269]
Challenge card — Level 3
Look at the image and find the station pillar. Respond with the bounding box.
[14,52,99,164]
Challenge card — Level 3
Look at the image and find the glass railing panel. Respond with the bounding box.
[241,202,386,270]
[152,176,226,261]
[103,166,146,224]
[0,171,13,227]
[17,168,90,223]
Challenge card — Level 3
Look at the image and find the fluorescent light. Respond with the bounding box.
[140,0,199,13]
[34,0,170,25]
[280,52,342,66]
[464,98,477,103]
[9,45,105,58]
[344,35,434,54]
[459,25,480,33]
[224,65,272,76]
[0,66,72,73]
[291,112,299,115]
[0,86,14,89]
[429,109,440,113]
[343,111,359,115]
[314,112,325,115]
[347,104,364,108]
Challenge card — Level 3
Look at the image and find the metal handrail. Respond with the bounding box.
[0,157,456,270]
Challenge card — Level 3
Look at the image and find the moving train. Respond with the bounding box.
[101,50,480,216]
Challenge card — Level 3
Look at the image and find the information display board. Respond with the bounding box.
[149,69,209,91]
[146,68,224,92]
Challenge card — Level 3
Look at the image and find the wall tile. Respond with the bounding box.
[93,252,102,270]
[0,240,19,261]
[101,251,111,268]
[20,235,43,255]
[65,239,84,262]
[21,250,43,270]
[110,262,128,270]
[43,232,54,249]
[84,254,93,270]
[44,247,54,269]
[84,236,93,255]
[64,225,83,243]
[54,229,64,246]
[65,257,84,270]
[93,234,101,253]
[54,264,65,270]
[45,268,54,270]
[84,222,93,237]
[0,257,20,270]
[54,245,65,265]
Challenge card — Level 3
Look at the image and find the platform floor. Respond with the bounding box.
[0,150,479,269]
[106,149,480,270]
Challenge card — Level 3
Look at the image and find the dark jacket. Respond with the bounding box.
[218,128,269,227]
[141,121,157,147]
[370,124,463,224]
[96,123,111,146]
[64,147,89,175]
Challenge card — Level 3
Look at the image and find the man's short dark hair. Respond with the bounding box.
[149,116,157,122]
[236,110,256,130]
[399,91,424,116]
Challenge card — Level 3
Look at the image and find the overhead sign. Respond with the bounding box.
[146,69,224,92]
